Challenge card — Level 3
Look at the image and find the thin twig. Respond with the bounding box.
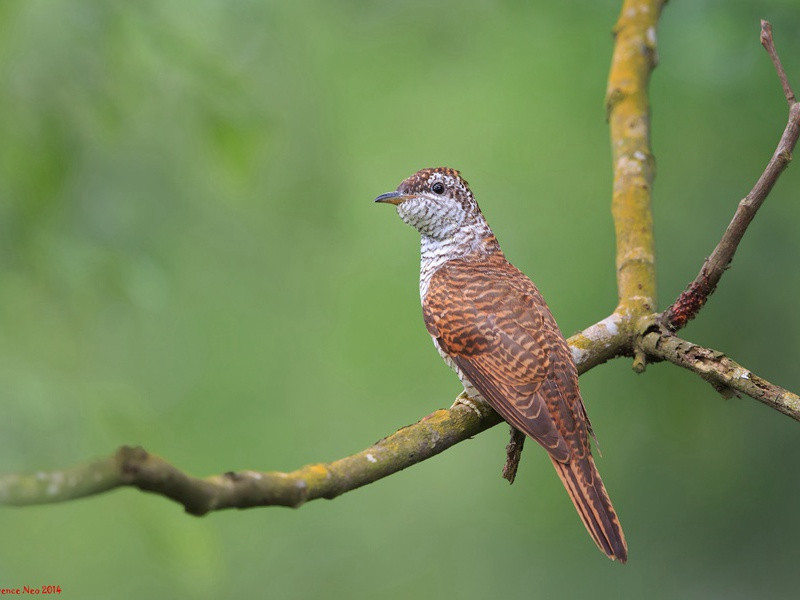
[662,22,800,332]
[761,20,796,106]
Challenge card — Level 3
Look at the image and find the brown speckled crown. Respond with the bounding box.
[396,167,478,212]
[397,167,468,193]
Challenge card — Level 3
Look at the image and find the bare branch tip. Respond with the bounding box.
[632,349,647,374]
[759,20,772,46]
[759,19,796,107]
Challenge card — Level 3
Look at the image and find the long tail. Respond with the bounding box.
[550,454,628,563]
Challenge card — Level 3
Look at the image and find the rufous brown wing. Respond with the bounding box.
[423,252,628,562]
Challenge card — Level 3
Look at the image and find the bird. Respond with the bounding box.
[374,167,627,562]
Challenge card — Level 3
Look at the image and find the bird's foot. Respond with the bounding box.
[502,427,526,485]
[450,391,489,418]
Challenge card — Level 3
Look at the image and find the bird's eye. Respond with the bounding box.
[431,181,445,195]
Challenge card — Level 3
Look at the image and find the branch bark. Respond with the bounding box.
[0,325,619,513]
[760,20,797,107]
[606,0,665,318]
[1,407,500,515]
[638,329,800,421]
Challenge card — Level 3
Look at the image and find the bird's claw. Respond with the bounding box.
[450,391,488,418]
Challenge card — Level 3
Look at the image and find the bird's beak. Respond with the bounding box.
[374,191,410,205]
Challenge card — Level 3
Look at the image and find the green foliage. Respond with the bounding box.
[1,1,799,598]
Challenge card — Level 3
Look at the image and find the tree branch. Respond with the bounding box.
[638,329,800,422]
[605,0,666,317]
[3,407,501,514]
[0,324,623,513]
[760,20,796,107]
[661,22,800,332]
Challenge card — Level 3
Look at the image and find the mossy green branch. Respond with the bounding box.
[0,455,120,505]
[0,328,617,512]
[606,0,665,316]
[0,410,502,513]
[568,312,632,371]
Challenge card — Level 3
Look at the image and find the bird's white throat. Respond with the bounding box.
[418,220,494,300]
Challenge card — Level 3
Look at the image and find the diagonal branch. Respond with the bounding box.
[0,408,502,515]
[0,325,623,513]
[661,22,800,332]
[638,330,800,421]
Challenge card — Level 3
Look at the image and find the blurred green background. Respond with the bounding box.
[1,0,799,598]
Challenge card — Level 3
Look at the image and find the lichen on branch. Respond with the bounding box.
[606,0,666,317]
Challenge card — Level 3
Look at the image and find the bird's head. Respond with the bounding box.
[374,167,485,241]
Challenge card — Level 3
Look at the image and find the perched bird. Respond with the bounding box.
[375,167,627,562]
